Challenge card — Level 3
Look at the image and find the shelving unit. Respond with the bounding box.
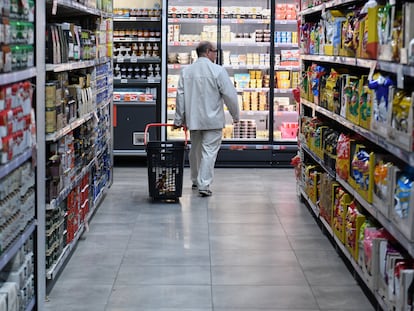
[112,6,162,155]
[0,0,44,309]
[43,0,113,295]
[298,0,414,309]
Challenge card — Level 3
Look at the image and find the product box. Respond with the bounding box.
[358,231,386,291]
[388,89,414,152]
[318,175,338,225]
[304,165,320,204]
[369,74,394,138]
[395,269,414,311]
[372,156,395,218]
[332,185,352,243]
[377,240,403,301]
[401,2,414,64]
[310,125,328,159]
[357,7,380,59]
[390,167,414,241]
[346,75,367,126]
[348,143,375,203]
[322,128,339,172]
[359,84,373,129]
[344,202,366,260]
[339,14,356,57]
[323,10,346,56]
[340,74,359,119]
[335,134,352,181]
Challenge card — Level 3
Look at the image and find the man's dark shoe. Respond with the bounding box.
[199,189,212,197]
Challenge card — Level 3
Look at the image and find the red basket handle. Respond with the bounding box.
[144,123,188,145]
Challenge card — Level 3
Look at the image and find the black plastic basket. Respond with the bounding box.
[144,124,187,201]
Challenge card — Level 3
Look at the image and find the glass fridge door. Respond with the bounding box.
[272,1,300,144]
[219,0,271,142]
[166,0,218,139]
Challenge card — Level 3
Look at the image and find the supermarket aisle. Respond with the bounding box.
[44,167,375,311]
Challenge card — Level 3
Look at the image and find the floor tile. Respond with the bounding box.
[311,285,374,310]
[211,265,307,285]
[209,223,286,237]
[44,167,376,311]
[210,234,292,250]
[115,265,211,285]
[212,285,319,309]
[106,285,212,309]
[122,247,211,266]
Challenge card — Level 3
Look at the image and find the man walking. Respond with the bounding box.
[174,41,239,197]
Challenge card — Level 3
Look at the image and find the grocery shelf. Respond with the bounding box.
[113,57,161,63]
[236,87,270,92]
[46,157,97,211]
[301,98,414,166]
[46,60,96,72]
[300,0,359,16]
[0,68,37,85]
[0,149,32,180]
[113,37,161,43]
[0,221,36,271]
[113,149,146,156]
[114,78,161,85]
[113,101,157,106]
[301,143,336,178]
[46,222,84,280]
[113,17,161,22]
[25,297,35,311]
[303,185,389,311]
[301,54,376,69]
[303,137,414,258]
[47,0,111,17]
[45,112,94,142]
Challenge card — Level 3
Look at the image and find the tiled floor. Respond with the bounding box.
[44,167,375,311]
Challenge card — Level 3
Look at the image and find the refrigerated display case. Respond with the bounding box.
[165,0,300,166]
[112,3,163,155]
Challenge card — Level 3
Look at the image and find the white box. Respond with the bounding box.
[390,167,414,241]
[370,81,393,138]
[388,90,414,152]
[372,156,395,218]
[395,269,414,311]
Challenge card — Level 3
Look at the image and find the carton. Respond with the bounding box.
[332,185,352,243]
[390,167,414,241]
[357,7,380,59]
[348,143,375,203]
[388,90,414,152]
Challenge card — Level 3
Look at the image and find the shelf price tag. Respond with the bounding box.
[121,79,128,84]
[130,57,138,63]
[397,65,404,89]
[368,60,377,81]
[117,58,124,63]
[52,0,58,15]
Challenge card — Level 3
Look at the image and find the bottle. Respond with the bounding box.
[152,43,159,57]
[146,43,152,57]
[138,43,145,57]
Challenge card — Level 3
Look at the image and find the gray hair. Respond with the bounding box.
[196,41,214,57]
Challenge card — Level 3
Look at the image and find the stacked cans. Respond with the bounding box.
[233,119,257,139]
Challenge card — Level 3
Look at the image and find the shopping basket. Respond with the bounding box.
[144,123,188,202]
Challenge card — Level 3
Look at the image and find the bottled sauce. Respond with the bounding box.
[138,43,145,57]
[140,65,147,79]
[152,43,159,57]
[145,43,152,57]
